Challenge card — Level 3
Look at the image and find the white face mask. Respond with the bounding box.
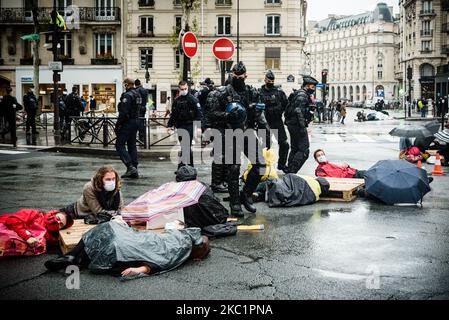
[104,180,116,192]
[317,155,327,163]
[180,89,188,96]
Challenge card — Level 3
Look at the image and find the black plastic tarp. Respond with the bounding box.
[266,174,317,207]
[82,221,203,274]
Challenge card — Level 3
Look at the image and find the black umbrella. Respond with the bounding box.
[364,160,431,205]
[389,121,440,138]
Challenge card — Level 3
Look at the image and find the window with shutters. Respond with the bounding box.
[217,16,231,35]
[265,47,281,70]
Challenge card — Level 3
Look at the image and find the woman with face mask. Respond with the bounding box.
[61,166,124,224]
[313,149,366,179]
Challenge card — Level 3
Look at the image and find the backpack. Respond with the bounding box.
[202,222,237,238]
[173,95,197,122]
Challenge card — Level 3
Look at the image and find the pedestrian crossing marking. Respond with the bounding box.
[0,150,29,155]
[352,135,376,143]
[324,135,344,142]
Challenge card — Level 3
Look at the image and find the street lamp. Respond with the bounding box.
[407,66,413,118]
[237,0,240,63]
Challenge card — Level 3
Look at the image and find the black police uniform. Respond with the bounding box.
[115,87,141,176]
[259,79,289,170]
[23,91,39,134]
[205,87,229,193]
[167,93,203,168]
[135,85,148,141]
[208,62,271,217]
[1,93,21,147]
[64,92,83,137]
[284,76,318,174]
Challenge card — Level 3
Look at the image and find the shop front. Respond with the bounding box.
[15,66,123,114]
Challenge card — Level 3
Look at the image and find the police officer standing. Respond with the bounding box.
[115,77,141,179]
[208,62,271,217]
[0,87,22,147]
[134,79,148,142]
[23,87,39,134]
[63,86,83,138]
[259,70,289,171]
[284,76,318,174]
[168,80,203,169]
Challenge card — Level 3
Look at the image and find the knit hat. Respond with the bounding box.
[44,210,61,233]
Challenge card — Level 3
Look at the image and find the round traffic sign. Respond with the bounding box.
[212,38,235,61]
[182,32,198,58]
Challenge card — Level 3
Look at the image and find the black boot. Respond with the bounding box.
[230,203,244,218]
[240,191,257,213]
[121,166,138,179]
[45,255,76,271]
[211,163,228,193]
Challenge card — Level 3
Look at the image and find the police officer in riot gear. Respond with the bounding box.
[208,62,271,217]
[284,75,318,174]
[134,79,148,142]
[115,77,141,179]
[168,80,203,169]
[259,70,289,171]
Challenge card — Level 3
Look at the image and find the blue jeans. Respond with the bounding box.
[115,120,139,168]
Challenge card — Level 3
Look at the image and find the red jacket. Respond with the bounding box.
[0,209,60,245]
[315,162,357,179]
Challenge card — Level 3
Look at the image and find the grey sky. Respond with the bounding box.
[307,0,400,22]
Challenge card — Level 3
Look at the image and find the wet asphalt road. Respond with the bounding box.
[0,108,448,300]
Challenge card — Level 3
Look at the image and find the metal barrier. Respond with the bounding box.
[66,115,175,149]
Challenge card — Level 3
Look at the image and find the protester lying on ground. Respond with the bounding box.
[400,136,448,166]
[313,149,366,179]
[242,148,278,184]
[0,208,73,257]
[252,174,330,207]
[44,218,210,279]
[356,110,367,122]
[175,166,229,229]
[61,165,124,223]
[398,138,430,163]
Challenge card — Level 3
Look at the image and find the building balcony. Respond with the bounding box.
[420,48,433,54]
[138,29,154,37]
[91,57,118,65]
[215,0,232,7]
[420,29,433,37]
[443,23,449,33]
[419,9,436,17]
[0,7,121,24]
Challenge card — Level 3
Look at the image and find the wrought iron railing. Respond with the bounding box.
[0,7,120,24]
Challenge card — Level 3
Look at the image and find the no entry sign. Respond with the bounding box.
[182,32,198,58]
[213,37,235,61]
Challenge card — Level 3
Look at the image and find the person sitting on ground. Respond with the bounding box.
[175,165,229,229]
[0,208,73,257]
[398,138,430,164]
[313,149,366,179]
[61,165,123,223]
[356,110,367,122]
[44,217,210,279]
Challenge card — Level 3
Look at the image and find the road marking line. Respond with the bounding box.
[0,150,29,155]
[353,134,376,142]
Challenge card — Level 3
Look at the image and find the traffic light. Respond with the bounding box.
[407,66,413,80]
[321,69,328,84]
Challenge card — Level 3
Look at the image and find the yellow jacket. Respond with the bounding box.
[243,148,279,182]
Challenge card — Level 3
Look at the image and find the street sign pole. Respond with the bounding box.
[52,0,61,145]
